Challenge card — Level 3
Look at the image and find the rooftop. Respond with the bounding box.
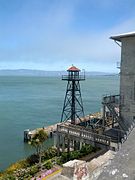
[110,31,135,41]
[67,66,80,72]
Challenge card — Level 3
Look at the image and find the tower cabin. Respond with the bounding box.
[111,32,135,130]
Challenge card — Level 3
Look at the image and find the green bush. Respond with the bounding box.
[70,151,80,160]
[56,144,100,166]
[56,158,63,166]
[29,166,39,176]
[43,161,53,170]
[48,147,57,157]
[42,147,57,161]
[0,174,16,180]
[80,144,93,155]
[61,152,69,163]
[4,159,29,174]
[26,154,39,165]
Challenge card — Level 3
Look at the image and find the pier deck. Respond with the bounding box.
[24,112,101,142]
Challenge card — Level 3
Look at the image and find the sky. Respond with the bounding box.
[0,0,135,72]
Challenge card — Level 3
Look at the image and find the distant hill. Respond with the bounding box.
[0,69,117,77]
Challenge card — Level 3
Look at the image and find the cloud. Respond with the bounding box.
[0,0,135,72]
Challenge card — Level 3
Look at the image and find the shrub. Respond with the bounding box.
[56,158,63,166]
[61,152,68,163]
[29,166,39,176]
[70,151,80,160]
[5,159,29,174]
[48,147,57,158]
[80,144,93,155]
[26,154,39,166]
[43,161,53,170]
[0,174,16,180]
[42,147,57,161]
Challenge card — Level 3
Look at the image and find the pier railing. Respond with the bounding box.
[57,124,111,146]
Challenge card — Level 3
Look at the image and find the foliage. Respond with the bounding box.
[29,166,39,176]
[43,160,53,170]
[70,151,81,160]
[29,129,48,165]
[29,129,48,155]
[13,165,39,179]
[61,152,68,162]
[5,159,29,174]
[56,158,63,166]
[42,147,57,161]
[0,174,16,180]
[80,144,93,155]
[56,144,100,165]
[0,144,100,180]
[26,154,39,166]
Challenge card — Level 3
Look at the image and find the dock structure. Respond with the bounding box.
[23,112,101,142]
[55,64,135,154]
[24,123,59,142]
[56,123,112,155]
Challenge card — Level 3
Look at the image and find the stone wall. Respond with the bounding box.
[120,37,135,126]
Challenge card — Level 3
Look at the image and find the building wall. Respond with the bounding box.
[120,37,135,126]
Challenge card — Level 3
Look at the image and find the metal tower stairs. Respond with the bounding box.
[102,95,128,133]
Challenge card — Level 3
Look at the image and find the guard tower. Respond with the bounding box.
[61,66,85,125]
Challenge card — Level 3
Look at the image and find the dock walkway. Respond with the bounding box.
[24,112,101,142]
[56,123,117,151]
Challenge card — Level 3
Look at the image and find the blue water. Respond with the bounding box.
[0,75,119,171]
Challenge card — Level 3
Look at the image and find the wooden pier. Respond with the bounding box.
[23,112,101,142]
[24,111,121,154]
[24,123,59,142]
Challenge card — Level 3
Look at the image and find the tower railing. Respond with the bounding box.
[102,94,120,104]
[62,75,85,81]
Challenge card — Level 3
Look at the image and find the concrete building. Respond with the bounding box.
[111,32,135,130]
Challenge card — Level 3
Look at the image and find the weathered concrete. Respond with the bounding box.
[111,34,135,129]
[88,150,115,180]
[97,128,135,180]
[48,150,115,180]
[120,37,135,127]
[56,123,115,153]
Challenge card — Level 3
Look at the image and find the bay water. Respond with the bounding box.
[0,75,119,171]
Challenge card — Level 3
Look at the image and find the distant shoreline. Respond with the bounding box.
[0,69,118,77]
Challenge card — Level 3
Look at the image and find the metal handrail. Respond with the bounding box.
[62,75,85,81]
[102,94,120,104]
[57,124,111,145]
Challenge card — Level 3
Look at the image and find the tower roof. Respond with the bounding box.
[110,31,135,42]
[67,66,80,72]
